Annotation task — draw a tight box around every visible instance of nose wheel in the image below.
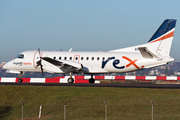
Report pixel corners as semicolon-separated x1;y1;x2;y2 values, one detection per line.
18;71;23;83
18;78;23;83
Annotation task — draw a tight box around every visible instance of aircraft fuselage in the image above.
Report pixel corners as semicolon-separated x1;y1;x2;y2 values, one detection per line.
3;51;173;74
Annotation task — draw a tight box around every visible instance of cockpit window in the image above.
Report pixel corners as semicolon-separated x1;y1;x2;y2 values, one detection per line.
15;54;24;59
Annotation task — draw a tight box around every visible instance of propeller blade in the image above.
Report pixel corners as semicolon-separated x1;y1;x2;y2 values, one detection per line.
40;64;44;77
36;48;44;77
36;60;41;68
38;48;41;57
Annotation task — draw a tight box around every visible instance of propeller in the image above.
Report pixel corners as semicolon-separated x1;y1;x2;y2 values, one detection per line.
36;48;44;77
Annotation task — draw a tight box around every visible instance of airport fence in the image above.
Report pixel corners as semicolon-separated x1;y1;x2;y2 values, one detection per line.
1;97;180;120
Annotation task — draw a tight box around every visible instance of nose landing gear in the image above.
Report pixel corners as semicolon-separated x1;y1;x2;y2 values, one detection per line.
18;71;23;83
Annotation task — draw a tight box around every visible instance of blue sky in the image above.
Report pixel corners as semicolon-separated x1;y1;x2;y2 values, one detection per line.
1;0;180;63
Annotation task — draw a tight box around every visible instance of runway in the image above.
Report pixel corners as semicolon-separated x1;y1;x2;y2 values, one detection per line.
1;82;180;88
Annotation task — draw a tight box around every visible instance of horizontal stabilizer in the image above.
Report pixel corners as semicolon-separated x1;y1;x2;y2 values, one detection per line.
138;47;160;59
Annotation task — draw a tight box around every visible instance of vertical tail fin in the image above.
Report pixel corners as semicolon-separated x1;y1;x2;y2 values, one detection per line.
109;19;177;55
148;19;177;56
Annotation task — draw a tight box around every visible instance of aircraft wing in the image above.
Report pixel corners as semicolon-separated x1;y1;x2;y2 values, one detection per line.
41;57;83;70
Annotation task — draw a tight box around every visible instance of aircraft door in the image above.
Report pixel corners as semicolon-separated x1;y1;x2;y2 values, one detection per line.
73;55;80;63
33;52;43;68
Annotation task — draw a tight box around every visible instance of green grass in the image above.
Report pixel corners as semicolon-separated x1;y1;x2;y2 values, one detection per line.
0;85;180;120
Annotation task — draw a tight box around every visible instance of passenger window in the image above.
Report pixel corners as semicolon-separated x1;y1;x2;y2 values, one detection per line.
70;57;72;60
54;57;56;59
97;57;99;60
92;57;94;60
76;57;78;60
86;57;89;60
81;57;83;60
102;57;105;61
59;57;61;60
64;57;67;60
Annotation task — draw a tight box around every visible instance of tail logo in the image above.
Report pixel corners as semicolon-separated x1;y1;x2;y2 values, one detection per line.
149;31;174;43
148;19;176;43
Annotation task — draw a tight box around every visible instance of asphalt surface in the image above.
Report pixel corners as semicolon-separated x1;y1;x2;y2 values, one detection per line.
1;82;180;88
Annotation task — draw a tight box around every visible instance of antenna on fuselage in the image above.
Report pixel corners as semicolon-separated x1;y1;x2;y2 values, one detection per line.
69;48;72;52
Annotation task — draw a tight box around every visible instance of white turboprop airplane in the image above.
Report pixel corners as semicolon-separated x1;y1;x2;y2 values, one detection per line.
3;19;177;83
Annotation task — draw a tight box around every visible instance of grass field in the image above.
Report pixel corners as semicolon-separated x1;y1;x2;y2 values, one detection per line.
0;85;180;120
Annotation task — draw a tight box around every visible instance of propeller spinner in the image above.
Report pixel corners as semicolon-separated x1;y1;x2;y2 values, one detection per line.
36;48;44;77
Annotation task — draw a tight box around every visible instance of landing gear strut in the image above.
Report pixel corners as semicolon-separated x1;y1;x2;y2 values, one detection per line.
67;72;74;83
18;71;23;83
89;74;95;83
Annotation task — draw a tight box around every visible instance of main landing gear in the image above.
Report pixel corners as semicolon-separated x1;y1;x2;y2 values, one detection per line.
67;73;95;83
89;74;95;83
18;71;23;83
67;72;74;83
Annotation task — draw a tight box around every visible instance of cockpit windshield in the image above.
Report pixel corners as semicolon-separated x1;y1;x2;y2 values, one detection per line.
15;54;24;59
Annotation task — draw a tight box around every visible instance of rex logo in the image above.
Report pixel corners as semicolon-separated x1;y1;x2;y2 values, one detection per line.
122;56;139;69
102;56;140;69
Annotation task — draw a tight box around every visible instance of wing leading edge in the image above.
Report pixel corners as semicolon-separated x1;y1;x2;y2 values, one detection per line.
40;57;83;71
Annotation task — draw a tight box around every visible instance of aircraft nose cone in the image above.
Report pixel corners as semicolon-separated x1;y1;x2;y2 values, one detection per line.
2;62;7;69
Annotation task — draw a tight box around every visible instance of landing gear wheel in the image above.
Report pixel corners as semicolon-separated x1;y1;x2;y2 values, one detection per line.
67;78;74;83
18;71;23;83
18;78;23;83
89;78;95;83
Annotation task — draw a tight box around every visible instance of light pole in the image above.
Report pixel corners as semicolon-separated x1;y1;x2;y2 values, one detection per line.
20;100;25;120
103;99;108;120
39;106;42;118
150;99;154;120
63;99;68;120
